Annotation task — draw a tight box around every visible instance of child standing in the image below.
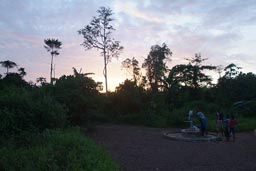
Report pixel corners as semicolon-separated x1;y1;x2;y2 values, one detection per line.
229;115;238;142
223;114;231;141
216;111;224;137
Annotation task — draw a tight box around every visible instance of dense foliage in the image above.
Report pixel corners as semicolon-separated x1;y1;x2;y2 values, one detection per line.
0;65;118;170
142;43;172;92
0;86;67;137
0;129;119;171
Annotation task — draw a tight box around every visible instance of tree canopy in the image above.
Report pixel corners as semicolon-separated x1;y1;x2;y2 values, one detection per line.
0;60;17;74
142;43;172;92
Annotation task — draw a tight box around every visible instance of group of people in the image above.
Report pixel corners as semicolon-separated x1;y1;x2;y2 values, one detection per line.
188;109;238;141
216;112;238;142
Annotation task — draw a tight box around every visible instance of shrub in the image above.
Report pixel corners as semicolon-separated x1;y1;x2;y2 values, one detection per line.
107;81;147;115
0;128;119;171
231;100;256;117
52;73;100;126
168;109;187;127
235;117;256;131
0;87;67;137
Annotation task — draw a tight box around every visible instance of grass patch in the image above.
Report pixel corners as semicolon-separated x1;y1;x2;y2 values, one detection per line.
0;128;119;171
236;117;256;131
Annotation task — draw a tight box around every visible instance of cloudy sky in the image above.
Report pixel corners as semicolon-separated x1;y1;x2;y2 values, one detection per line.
1;0;256;91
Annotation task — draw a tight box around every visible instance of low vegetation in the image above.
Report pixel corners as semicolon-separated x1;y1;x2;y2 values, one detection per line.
0;128;119;171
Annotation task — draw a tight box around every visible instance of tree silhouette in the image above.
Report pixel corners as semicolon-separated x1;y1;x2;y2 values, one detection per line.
224;63;242;79
78;7;123;93
184;53;216;89
36;77;46;85
167;64;192;88
142;43;172;92
122;57;141;85
44;38;62;84
0;60;17;74
167;53;216;100
18;67;26;78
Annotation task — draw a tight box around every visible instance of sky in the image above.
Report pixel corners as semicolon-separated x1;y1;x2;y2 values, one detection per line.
0;0;256;91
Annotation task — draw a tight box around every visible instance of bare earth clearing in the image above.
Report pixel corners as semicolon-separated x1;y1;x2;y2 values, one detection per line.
88;124;256;171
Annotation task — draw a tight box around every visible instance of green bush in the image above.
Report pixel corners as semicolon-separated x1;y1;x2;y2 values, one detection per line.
52;73;100;126
230;100;256;117
0;128;119;171
107;82;147;115
236;117;256;131
0;87;67;137
182;101;220;114
168;109;188;127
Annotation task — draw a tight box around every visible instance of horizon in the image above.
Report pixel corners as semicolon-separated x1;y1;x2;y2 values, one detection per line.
1;0;256;91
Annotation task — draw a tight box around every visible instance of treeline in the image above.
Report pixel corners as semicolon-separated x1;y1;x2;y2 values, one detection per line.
110;51;256;128
1;46;256;130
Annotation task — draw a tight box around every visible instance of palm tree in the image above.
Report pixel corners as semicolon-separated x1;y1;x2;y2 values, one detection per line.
0;60;17;74
44;38;62;84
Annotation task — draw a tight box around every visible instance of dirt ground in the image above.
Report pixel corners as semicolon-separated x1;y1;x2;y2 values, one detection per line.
88;124;256;171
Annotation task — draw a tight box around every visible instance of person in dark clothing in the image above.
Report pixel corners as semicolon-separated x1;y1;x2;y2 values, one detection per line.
224;114;231;141
229;115;238;142
196;109;207;136
216;111;224;137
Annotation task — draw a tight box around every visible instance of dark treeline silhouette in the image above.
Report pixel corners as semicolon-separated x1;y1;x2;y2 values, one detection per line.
1;49;255;129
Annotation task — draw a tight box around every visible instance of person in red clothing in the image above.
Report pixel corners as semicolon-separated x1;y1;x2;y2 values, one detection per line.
229;115;238;142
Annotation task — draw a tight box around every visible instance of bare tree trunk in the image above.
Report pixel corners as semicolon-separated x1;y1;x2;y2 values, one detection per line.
103;50;108;94
50;53;53;84
103;24;108;94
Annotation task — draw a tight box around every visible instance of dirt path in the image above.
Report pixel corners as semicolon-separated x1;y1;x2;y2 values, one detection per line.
88;124;256;171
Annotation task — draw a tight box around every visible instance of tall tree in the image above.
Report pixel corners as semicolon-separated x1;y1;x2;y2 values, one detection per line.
142;43;172;92
0;60;17;74
78;7;123;93
224;63;242;79
167;64;192;88
167;53;216;101
44;38;62;84
122;57;141;85
184;53;216;89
